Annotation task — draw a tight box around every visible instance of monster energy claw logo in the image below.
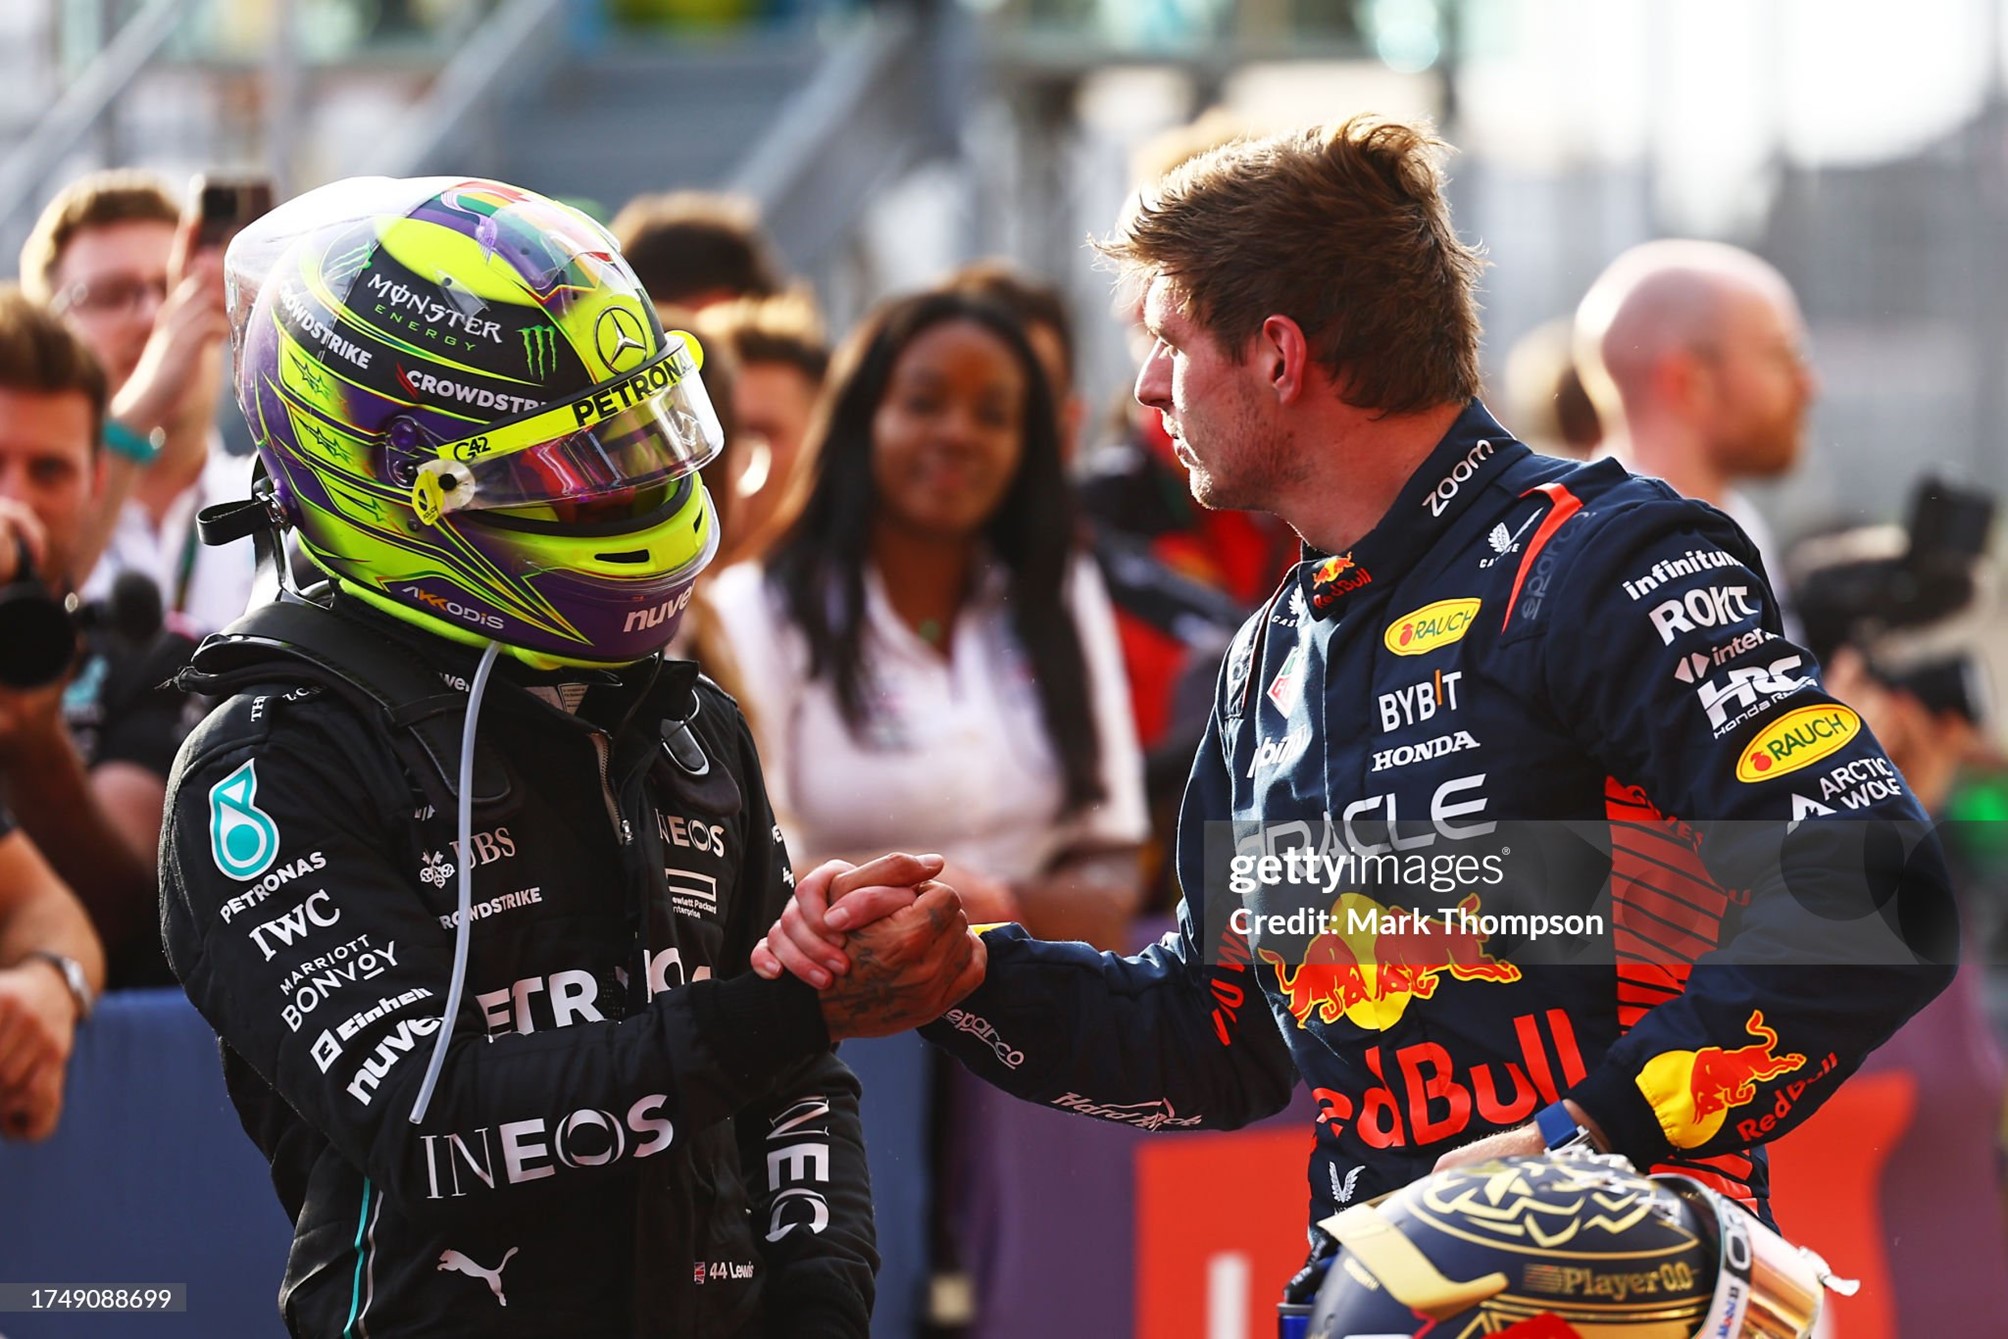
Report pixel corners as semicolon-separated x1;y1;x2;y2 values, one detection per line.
324;243;373;287
522;324;559;379
210;760;281;881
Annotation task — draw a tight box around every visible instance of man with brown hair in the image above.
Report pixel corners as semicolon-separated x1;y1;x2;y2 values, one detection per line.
20;169;243;634
757;116;1952;1306
0;292;110;1141
0;284;196;989
610;190;785;312
1077;112;1301;761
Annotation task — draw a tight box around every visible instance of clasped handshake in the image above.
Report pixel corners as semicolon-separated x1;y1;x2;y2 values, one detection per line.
751;852;987;1041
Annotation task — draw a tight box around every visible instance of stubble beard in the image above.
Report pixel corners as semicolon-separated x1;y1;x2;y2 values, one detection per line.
1185;420;1303;515
1718;411;1804;481
1185;456;1231;510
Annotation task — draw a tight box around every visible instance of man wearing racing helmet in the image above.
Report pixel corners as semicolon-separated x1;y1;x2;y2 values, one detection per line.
158;177;982;1337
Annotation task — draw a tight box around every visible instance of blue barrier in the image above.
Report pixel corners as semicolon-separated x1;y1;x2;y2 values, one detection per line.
0;979;1341;1339
844;1032;932;1339
0;989;291;1339
0;991;939;1339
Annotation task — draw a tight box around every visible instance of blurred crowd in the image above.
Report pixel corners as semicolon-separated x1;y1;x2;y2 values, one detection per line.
2;106;2007;1332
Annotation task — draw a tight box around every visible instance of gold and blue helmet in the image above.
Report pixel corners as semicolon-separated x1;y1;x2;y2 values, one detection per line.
1308;1154;1850;1338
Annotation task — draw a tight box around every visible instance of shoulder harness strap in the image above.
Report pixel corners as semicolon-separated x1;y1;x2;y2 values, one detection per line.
179;595;509;810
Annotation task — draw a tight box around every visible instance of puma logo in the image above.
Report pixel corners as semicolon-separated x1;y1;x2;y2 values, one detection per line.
438;1247;519;1306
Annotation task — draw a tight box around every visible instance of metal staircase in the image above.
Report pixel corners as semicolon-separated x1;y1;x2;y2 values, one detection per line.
0;0;957;294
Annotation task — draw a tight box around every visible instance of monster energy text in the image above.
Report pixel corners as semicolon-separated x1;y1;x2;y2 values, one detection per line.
364;272;503;345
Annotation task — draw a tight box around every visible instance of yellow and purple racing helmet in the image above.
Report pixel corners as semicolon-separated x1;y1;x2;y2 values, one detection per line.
226;176;723;668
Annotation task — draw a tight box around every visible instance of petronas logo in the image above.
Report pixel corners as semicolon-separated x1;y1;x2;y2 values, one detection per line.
522;324;559;379
210;760;280;881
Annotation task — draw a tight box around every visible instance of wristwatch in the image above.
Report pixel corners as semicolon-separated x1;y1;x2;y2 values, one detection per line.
1535;1100;1597;1153
23;950;94;1024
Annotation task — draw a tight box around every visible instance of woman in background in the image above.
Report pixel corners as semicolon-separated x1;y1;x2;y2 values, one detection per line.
710;287;1150;1335
709;288;1146;950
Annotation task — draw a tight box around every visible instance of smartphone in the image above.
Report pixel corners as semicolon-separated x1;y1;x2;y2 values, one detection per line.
191;174;275;251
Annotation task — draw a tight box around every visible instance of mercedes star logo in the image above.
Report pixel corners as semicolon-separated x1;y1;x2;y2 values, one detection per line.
595;306;649;372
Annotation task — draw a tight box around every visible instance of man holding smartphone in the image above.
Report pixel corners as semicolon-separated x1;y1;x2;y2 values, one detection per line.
20;168;250;634
9;170;246;988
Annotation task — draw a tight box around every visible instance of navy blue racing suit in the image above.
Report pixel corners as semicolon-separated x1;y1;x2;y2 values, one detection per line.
920;401;1954;1238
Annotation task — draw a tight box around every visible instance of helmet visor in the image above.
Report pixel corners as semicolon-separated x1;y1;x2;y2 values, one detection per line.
413;339;722;525
1668;1177;1847;1339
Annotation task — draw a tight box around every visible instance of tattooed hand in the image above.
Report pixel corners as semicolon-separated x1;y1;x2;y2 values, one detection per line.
754;852;941;987
817;880;987;1040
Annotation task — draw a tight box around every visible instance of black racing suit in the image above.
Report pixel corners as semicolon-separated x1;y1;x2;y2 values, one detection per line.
160;597;874;1337
921;401;1955;1242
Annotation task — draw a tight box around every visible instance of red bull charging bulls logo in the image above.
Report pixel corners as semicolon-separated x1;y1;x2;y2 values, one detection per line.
1310;552;1372;608
1635;1010;1805;1149
1259;893;1521;1033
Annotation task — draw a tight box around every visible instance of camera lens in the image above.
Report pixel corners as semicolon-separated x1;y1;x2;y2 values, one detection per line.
0;584;74;687
0;543;77;687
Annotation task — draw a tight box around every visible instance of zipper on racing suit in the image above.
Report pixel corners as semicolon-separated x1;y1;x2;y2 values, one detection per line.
591;731;634;846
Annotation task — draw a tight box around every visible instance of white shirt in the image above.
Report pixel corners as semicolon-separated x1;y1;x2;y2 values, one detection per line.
1724;489;1804;644
708;553;1150;883
82;443;258;637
